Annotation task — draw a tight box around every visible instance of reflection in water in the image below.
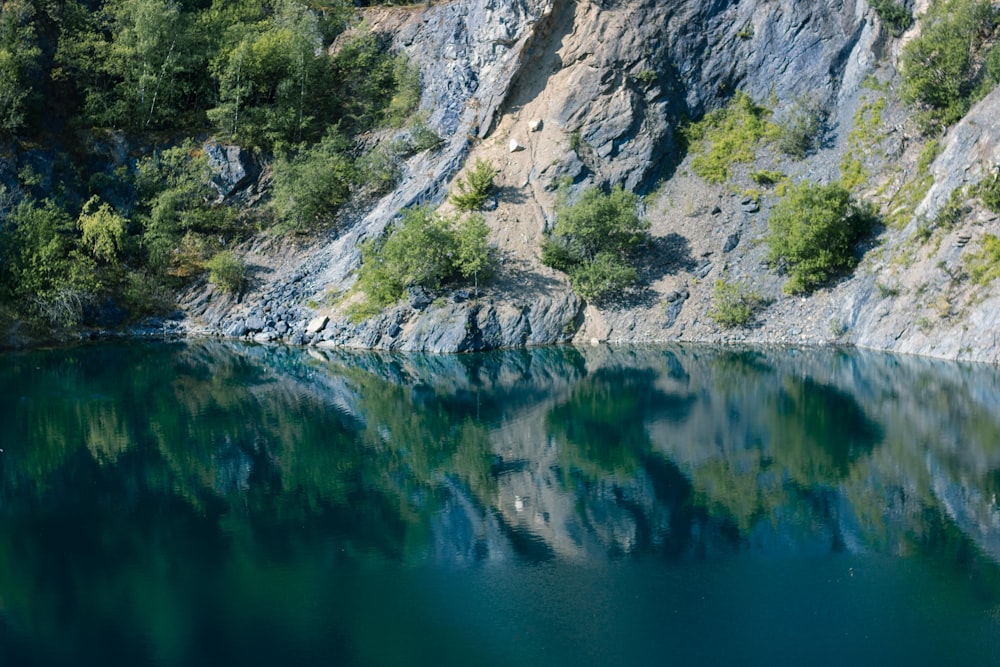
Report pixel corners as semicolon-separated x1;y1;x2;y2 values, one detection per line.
2;341;1000;665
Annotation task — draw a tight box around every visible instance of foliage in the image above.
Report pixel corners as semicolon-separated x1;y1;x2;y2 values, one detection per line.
751;170;785;186
134;141;236;273
840;96;887;192
886;139;940;228
205;250;246;293
708;279;765;328
352;206;495;315
774;96;823;159
449;158;498;211
766;182;875;294
682;91;778;183
964;233;1000;286
272;130;356;231
78;196;128;264
2;199;98;325
870;0;913;36
900;0;1000;131
540;184;650;301
0;0;41;133
975;168;1000;213
454;214;494;292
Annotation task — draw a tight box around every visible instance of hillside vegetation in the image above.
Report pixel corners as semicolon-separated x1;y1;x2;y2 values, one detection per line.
0;0;424;331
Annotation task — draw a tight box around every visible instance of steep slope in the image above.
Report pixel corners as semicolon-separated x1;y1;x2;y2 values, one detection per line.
184;0;1000;364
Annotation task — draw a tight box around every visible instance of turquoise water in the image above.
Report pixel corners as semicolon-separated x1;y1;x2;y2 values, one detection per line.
2;341;1000;666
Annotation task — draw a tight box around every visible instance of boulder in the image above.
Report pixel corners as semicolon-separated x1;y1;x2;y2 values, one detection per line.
204;140;256;199
306;315;329;333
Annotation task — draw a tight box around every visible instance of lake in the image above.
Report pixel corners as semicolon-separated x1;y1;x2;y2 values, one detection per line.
2;340;1000;666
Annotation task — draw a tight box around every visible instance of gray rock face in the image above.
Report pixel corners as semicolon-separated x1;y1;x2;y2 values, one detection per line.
204;140;256;199
171;0;1000;364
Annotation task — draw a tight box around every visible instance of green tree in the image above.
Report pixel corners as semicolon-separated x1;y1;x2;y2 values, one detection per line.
208;0;332;149
78;196;128;264
0;0;40;133
449;158;497;211
454;214;493;293
540;184;650;301
766;182;874;294
271;129;356;231
900;0;1000;130
353;206;495;316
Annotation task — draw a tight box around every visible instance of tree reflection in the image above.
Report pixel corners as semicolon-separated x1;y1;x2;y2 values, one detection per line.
2;341;1000;663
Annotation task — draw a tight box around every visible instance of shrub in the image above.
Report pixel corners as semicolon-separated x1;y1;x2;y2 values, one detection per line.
870;0;913;36
964;233;1000;285
708;279;765;328
205;251;246;294
900;0;1000;131
352;206;495;314
272;131;356;232
682;91;778;183
449;158;498;211
774;97;823;159
766;182;875;294
976;169;1000;213
540;184;650;301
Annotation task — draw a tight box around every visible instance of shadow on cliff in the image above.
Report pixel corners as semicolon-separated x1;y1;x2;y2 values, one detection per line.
597;232;698;308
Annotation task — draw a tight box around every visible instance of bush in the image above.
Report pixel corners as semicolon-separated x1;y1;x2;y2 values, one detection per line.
976;169;1000;213
900;0;1000;131
352;206;495;314
205;251;246;294
870;0;913;36
774;97;823;159
682;91;777;183
449;158;498;211
272;131;356;231
964;233;1000;285
540;184;650;301
766;182;875;294
708;279;765;328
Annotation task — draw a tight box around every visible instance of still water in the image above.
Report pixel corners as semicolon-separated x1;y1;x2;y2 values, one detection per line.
2;341;1000;666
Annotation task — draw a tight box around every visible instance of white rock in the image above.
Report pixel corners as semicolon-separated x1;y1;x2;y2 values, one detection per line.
509;138;525;152
306;315;329;334
528;119;543;132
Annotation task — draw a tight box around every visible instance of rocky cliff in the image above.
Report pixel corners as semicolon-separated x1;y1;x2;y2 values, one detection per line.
179;0;1000;364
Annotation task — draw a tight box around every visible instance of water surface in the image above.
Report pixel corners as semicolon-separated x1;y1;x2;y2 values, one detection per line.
2;341;1000;665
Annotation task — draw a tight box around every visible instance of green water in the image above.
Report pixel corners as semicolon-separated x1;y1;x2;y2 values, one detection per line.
2;341;1000;666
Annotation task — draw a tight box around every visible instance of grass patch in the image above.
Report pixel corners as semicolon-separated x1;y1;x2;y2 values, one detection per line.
964;233;1000;285
682;91;778;184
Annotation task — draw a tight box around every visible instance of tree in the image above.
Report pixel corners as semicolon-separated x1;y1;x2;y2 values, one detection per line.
352;206;495;316
454;214;493;293
766;182;874;294
540;184;650;301
271;130;356;231
0;0;41;133
449;158;497;211
78;196;128;264
208;0;332;149
900;0;1000;130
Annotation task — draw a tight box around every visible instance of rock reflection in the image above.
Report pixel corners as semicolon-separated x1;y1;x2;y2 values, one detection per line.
1;341;999;570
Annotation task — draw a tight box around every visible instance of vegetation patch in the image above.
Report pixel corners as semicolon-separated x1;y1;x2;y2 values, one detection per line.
351;206;494;319
964;234;1000;286
767;182;876;294
682;91;778;184
900;0;1000;132
205;251;247;294
0;1;427;327
449;159;498;212
870;0;913;36
840;96;887;192
708;279;766;328
540;184;650;302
